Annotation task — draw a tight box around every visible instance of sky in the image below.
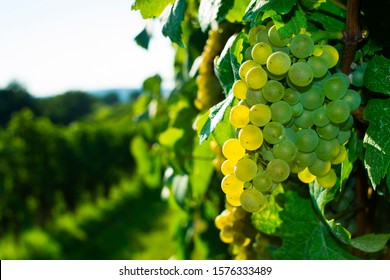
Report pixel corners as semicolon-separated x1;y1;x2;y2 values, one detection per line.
0;0;175;97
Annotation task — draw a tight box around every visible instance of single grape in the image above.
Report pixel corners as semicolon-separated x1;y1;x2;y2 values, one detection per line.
263;122;286;144
272;139;298;162
288;62;314;87
246;66;268;89
298;167;316;183
248;24;266;45
317;168;337;188
262;80;285;102
266;51;291;75
222;138;245;160
337;130;351;145
239;60;259;80
244;45;254;61
219;225;235;243
351;64;366;87
232;79;248;100
290;34;314;58
268;25;291;47
226;193;242;207
221;174;244;195
316;122;340;139
239;124;264;151
315;139;341;161
326;99;350;124
308;159;331;177
307;56;328;78
229;105;250;128
235;158;258;182
317;45;339;69
253;171;273;192
249;103;271;127
342;89;361;112
311;107;330;127
300;85;325;110
266;158;290;182
246;88;267;106
256;27;271;45
291;102;304;118
221;159;238;175
296;128;319;152
331;145;347;164
270;101;293;124
283;88;300;105
251;42;273;65
324;75;348;100
339;115;354;130
294;110;313;129
240;188;268;213
285;127;298;143
295;151;317;167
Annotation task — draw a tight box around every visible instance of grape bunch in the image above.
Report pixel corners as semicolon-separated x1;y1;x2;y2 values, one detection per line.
219;23;361;213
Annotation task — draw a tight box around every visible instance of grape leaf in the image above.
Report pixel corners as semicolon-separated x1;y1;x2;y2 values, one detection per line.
198;93;235;144
211;102;236;147
198;0;234;32
363;55;390;95
225;0;252;23
307;0;346;32
161;0;186;46
172;173;190;208
363;98;390;189
273;186;357;259
132;0;174;19
134;26;151;49
244;0;297;25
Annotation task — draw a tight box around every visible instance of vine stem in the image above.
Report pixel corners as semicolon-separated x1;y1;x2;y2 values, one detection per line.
340;0;363;74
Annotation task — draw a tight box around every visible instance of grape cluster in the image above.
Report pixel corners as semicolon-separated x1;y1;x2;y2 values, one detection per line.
220;23;361;213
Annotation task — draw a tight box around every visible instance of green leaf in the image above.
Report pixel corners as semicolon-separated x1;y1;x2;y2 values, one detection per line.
172;173;189;208
244;0;297;25
158;127;185;148
161;0;186;46
350;234;390;253
132;0;174;19
225;0;252;23
307;0;346;32
198;0;235;32
363;55;390;95
277;5;307;39
198;93;235;144
251;187;283;235
134;26;152;49
211;102;236;146
273;187;356;260
363;98;390;189
273;186;357;259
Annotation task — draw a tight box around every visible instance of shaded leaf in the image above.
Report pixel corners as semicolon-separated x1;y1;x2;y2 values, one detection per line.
172;174;189;208
198;0;235;32
134;26;152;49
363;55;390;95
161;0;186;46
350;234;390;253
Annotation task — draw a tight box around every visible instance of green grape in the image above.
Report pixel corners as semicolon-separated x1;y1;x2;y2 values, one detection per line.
244;45;254;61
291;102;304;117
246;66;268;89
351;63;366;87
307;56;328;78
266;158;290;182
342;89;361;111
221;159;237;175
326;99;350;124
317;168;337;188
239;59;259;80
323;76;348;100
295;151;317;167
263;122;285;144
300;85;325;110
296;128;319;152
285;127;298;143
235;158;258;182
294;110;313;128
308;159;331;177
283;88;300;105
272;139;298;162
256;27;271;45
239;124;264;151
331;144;347;164
246;88;267;106
229;105;250;128
333;72;350;85
253;171;273;192
337;130;351;145
251;42;273;65
339;115;354;130
240;188;268;213
268;25;291;47
266;51;291;75
232;79;248;100
266;70;287;81
221;174;244;195
288;62;314;87
316;45;339;69
248;24;266;45
261;145;275;161
289;160;305;173
290;34;314;58
316;122;340;140
298;167;316;183
262;80;285;102
249;103;271;127
311;107;329;127
315;139;341;161
222;138;245;160
270;101;293;124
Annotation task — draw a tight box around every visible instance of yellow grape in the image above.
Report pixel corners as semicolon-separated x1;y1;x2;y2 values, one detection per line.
249;103;271;127
222;138;245;160
239;124;264;151
221;174;244;195
232;79;248;100
221;159;238;175
229;105;250;128
298;167;316;183
245;66;268;89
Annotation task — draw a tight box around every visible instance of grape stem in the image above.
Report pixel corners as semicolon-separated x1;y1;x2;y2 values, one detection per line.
340;0;363;74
